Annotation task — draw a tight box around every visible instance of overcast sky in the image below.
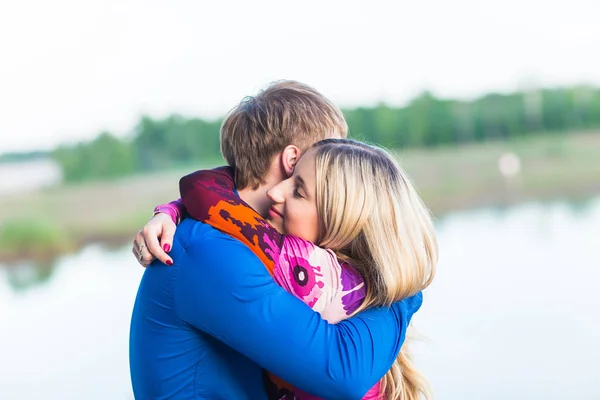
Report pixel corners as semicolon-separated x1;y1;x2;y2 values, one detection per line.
1;0;599;153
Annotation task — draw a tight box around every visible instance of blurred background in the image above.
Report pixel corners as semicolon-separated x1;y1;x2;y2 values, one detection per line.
1;0;599;399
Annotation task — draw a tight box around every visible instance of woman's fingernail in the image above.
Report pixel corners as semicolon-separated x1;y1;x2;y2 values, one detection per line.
164;244;171;252
166;260;173;266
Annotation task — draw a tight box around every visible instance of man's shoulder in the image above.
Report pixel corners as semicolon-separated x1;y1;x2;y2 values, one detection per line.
170;218;268;293
174;218;256;256
175;218;229;243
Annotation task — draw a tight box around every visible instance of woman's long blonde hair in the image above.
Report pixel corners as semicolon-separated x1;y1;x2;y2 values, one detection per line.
313;139;438;400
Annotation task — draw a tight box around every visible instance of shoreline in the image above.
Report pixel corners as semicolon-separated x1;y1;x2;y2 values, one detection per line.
3;186;599;267
2;131;599;265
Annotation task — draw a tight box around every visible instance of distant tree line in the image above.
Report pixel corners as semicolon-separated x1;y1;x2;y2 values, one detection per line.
52;86;600;182
53;116;222;182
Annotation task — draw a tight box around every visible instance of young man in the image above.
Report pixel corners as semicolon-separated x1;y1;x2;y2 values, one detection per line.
129;81;422;399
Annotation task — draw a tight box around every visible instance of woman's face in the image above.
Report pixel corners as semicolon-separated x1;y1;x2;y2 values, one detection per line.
266;148;320;243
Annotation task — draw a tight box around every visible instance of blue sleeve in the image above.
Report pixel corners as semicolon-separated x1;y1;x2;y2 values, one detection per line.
174;234;422;400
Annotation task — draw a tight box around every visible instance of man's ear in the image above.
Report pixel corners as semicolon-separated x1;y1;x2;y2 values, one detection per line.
280;145;301;177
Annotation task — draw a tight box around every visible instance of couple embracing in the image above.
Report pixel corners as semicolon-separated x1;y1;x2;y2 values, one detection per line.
129;81;438;399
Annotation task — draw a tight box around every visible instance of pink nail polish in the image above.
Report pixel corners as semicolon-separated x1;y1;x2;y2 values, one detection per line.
166;260;173;266
164;244;171;252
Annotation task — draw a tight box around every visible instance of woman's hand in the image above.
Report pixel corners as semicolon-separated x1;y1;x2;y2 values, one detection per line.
132;213;176;267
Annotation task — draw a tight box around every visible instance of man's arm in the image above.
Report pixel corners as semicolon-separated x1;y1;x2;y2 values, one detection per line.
175;231;422;400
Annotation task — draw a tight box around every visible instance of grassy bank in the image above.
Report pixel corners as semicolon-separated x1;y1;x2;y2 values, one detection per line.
395;130;600;214
0;167;193;264
1;131;599;264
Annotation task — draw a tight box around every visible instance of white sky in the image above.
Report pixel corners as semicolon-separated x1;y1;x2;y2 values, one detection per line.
1;0;599;153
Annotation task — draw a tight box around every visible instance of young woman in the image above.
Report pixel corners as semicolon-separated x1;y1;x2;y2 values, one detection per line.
152;139;438;399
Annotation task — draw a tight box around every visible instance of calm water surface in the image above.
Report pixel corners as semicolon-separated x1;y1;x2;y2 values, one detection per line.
1;197;599;399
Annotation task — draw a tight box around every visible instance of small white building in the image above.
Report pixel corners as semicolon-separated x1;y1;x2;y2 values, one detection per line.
0;159;62;196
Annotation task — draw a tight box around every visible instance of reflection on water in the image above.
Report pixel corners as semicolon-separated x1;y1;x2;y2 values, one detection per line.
4;261;56;290
1;197;599;399
0;246;142;400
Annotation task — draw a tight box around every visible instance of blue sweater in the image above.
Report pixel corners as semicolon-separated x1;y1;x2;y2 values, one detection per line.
130;218;422;399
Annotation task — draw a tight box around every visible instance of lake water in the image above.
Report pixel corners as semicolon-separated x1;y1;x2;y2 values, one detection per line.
0;159;62;196
1;197;599;399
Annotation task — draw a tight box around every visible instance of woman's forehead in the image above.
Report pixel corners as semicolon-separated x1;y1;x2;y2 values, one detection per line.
295;148;316;174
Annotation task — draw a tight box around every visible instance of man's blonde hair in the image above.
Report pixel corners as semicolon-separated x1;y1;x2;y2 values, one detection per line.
313;139;438;400
220;80;348;190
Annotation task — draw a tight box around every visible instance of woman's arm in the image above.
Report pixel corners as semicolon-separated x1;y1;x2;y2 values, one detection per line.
153;199;184;225
179;167;284;274
134;168;261;267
